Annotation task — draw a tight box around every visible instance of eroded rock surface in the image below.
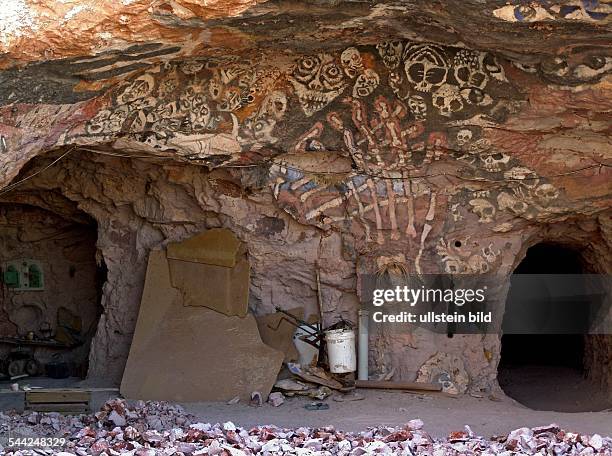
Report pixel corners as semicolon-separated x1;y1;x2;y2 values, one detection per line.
0;1;610;395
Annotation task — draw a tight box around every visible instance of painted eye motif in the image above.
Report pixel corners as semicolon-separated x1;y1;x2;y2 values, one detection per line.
294;56;321;82
322;63;344;89
300;57;317;71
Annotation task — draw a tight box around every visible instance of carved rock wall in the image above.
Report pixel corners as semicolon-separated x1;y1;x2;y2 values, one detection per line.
0;0;610;395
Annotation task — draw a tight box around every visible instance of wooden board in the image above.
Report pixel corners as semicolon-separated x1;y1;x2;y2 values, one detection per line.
355;380;442;392
26;391;90;403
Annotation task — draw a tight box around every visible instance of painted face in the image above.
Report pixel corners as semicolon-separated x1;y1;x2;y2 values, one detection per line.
340;47;364;78
376;41;404;69
288;53;347;117
352;69;380;98
404;44;449;93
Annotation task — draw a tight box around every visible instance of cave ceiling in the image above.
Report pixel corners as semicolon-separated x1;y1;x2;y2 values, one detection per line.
0;0;610;263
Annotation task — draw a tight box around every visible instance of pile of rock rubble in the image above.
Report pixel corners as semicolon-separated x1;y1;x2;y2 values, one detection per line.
1;399;610;455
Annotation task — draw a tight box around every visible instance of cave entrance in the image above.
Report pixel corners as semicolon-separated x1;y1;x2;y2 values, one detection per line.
498;243;611;412
0;203;105;386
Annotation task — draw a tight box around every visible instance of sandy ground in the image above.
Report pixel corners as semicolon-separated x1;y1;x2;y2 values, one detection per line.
499;365;612;413
2;376;611;440
182;389;612;438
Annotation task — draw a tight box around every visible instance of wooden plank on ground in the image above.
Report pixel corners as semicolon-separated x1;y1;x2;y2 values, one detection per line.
355;380;442;392
26;391;90;403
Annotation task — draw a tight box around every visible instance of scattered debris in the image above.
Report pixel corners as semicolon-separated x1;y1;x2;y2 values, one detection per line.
287;362;343;390
250;391;263;407
274;378;311;392
268;392;285;407
227;396;241;405
304;401;330;411
307;386;332;400
0;399;611;455
274;378;332;400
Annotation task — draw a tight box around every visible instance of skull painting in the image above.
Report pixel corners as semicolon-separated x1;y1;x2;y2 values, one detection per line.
404;44;449;92
259;91;288;120
289;53;348;117
408;95;427;120
432;83;463;116
146;101;180;124
480;152;510;172
456;129;473;148
251;118;279;144
534;183;559;206
352;69;380;98
497;192;528;214
117;74;155;105
189;103;212;132
469;198;496;223
340;47;364;79
180;85;208;111
86;107;129;135
376;41;404;69
453;50;488;89
208;75;244;112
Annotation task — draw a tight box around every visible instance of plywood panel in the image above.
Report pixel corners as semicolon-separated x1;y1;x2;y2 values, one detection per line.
166;228;242;267
120;250;283;402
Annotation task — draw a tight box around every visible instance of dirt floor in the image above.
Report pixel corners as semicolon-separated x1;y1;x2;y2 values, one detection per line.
2;377;611;440
181;389;612;439
498;365;612;413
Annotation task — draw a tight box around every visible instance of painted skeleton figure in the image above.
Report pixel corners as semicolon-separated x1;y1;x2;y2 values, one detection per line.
270;42;525;268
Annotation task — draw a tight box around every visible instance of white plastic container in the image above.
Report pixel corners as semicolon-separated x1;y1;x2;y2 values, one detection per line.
325;328;356;373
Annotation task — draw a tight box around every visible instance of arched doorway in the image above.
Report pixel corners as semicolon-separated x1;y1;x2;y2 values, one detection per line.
498;243;611;412
0;202;105;383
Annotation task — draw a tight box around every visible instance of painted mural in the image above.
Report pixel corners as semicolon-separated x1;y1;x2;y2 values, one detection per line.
0;41;568;273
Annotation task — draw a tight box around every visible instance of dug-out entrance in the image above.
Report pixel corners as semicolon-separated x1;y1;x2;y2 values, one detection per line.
0;203;105;384
498;243;611;412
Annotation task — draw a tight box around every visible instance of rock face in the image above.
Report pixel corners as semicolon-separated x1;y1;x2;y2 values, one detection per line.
0;1;610;396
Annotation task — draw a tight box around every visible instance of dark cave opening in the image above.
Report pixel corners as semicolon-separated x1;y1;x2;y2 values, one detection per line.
498;243;610;412
0;202;105;383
